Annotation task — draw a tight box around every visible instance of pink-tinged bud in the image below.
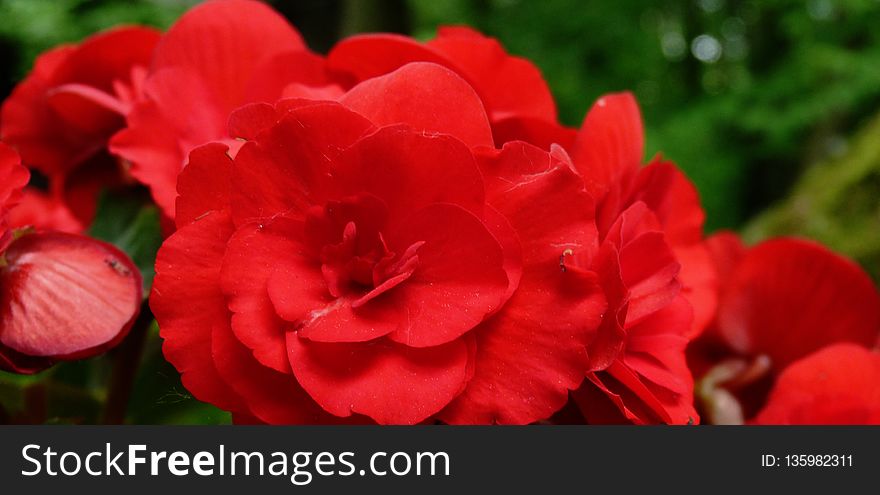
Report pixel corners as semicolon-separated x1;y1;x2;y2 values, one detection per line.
0;232;142;373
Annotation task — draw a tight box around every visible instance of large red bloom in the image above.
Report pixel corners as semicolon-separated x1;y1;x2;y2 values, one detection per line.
0;143;142;373
110;0;337;219
693;235;880;424
566;93;711;424
0;26;161;225
152;62;605;424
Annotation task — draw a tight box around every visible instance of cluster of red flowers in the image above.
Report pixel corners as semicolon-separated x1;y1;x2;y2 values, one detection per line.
1;0;878;424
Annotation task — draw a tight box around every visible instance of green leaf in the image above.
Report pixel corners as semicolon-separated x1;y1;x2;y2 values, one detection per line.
88;191;163;294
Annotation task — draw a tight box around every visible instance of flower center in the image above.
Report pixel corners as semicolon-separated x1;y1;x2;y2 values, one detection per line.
306;193;424;307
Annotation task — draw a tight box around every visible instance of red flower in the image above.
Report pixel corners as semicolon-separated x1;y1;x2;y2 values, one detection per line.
0;26;161;225
753;344;880;425
151;62;605;424
566;93;713;424
0;143;143;373
717;238;879;366
110;0;337;219
327;26;575;150
693;235;880;424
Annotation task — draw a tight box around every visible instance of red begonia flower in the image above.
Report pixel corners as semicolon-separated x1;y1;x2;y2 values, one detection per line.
152;62;605;424
0;143;142;374
110;0;336;218
753;344;880;425
693;235;880;424
0;26;160;225
327;26;575;149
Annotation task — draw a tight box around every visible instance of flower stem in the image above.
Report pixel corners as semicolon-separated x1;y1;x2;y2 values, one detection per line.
102;303;153;424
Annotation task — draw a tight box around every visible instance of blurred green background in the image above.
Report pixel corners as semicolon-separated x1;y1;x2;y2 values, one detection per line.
1;0;879;424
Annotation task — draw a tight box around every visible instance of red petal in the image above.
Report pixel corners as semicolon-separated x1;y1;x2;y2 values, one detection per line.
230;103;374;225
705;230;746;282
220;219;298;373
226;102;277;141
56;153;128;226
175;143;233;228
428;26;557;122
50;27;158;99
440;143;605;424
674;242;717;337
111;68;227;217
607;202;680;325
0;232;141;359
482;206;524;311
629;159;705;245
329;29;558;126
587;203;681;370
753;344;880;425
287;334;472;424
212;317;365;424
0;342;53;374
0;143;29;230
151;211;245;412
332;126;486;229
8;188;83;234
151;0;305;114
717;238;880;370
327;33;450;83
339;62;493;148
491;116;577;150
620;295;698;424
245;50;336;104
574;366;671;425
1;27;159;177
264;216;401;343
570;92;644;200
586;241;627;371
271;280;400;343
